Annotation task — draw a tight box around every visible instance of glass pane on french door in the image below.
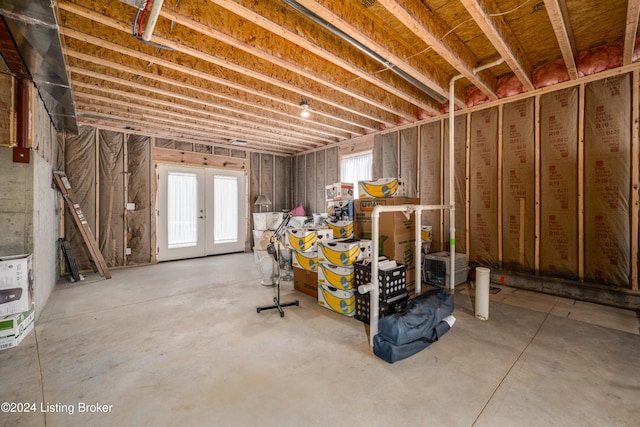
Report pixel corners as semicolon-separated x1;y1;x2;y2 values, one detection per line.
206;169;246;255
213;175;238;244
167;172;199;248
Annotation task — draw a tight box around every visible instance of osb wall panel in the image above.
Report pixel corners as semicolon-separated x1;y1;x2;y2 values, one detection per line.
127;134;152;264
584;75;631;287
502;98;535;272
98;130;125;267
443;115;467;254
400;127;418;198
540;87;579;278
469;108;499;266
64;126;97;270
420;121;443;252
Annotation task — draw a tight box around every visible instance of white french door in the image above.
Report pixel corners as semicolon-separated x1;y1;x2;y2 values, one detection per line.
157;164;246;261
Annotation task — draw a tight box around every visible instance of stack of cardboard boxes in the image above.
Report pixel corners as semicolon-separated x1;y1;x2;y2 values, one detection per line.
0;254;34;351
289;227;333;298
354;178;419;296
316;238;372;316
324;182;355;239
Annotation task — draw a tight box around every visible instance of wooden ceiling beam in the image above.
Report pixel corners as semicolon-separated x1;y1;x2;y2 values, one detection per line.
65;49;349;141
73;89;326;149
459;0;535;91
376;0;498;101
69;75;326;149
75;101;310;154
162;3;440;118
58;1;401;127
58;25;377;134
543;0;578;79
78;114;298;156
624;0;640;65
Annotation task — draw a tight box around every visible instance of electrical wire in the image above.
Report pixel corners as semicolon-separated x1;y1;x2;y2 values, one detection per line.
131;0;174;51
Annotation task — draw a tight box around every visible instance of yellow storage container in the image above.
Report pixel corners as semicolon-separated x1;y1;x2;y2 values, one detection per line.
286;228;333;252
325;220;354;239
317;239;372;266
358;178;406;198
317;284;355;316
292;250;318;272
317;263;354;290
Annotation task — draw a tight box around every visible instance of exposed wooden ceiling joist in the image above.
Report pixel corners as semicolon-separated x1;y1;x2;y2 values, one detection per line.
543;0;578;79
459;0;535;90
624;0;640;65
0;0;628;155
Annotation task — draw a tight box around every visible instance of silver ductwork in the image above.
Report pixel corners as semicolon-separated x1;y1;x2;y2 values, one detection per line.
0;0;77;133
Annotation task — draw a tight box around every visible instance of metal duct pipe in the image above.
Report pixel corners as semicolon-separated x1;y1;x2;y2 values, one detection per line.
282;0;448;104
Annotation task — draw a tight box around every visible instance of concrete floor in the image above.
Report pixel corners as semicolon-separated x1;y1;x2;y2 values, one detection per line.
1;252;639;427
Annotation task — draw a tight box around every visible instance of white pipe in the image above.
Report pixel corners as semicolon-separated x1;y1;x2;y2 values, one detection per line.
448;75;463;293
474;58;505;73
446;57;504;293
475;267;491;320
142;0;165;41
364;204;453;348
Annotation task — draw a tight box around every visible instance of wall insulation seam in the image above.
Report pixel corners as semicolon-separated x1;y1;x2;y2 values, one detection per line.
497;104;504;266
632;70;639;291
534;94;541;272
578;83;585;280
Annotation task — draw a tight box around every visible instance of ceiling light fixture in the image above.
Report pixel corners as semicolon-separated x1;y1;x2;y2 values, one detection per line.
300;99;310;118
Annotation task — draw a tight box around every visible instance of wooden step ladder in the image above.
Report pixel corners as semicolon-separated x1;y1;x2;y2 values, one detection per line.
53;171;111;279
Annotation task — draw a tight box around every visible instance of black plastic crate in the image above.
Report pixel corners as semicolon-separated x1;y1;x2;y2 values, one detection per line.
354;261;407;300
354;291;409;324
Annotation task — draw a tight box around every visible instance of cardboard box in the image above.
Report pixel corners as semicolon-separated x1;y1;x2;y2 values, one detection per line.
358;178;407;198
317;263;354;290
0;254;32;316
325;220;354;239
325;182;354;201
317;239;372;266
293;267;318;298
317;284;355;316
0;303;35;351
292;250;318;272
285;228;333;252
354;197;419;237
326;199;354;222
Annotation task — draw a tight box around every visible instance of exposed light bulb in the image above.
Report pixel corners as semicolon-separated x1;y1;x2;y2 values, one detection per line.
300;100;310;118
